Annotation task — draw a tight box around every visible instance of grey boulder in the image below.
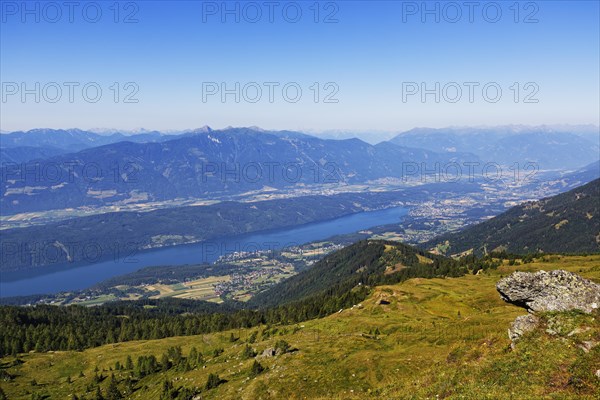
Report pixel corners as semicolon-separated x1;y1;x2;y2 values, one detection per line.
496;270;600;313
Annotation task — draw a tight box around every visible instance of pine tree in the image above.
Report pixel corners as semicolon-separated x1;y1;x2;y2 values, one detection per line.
160;353;171;371
241;345;256;359
205;373;221;390
249;360;265;377
106;374;122;400
160;379;175;400
189;347;200;367
95;386;105;400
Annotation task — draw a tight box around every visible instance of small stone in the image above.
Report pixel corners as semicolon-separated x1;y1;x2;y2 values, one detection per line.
509;314;540;343
579;341;598;353
567;327;590;336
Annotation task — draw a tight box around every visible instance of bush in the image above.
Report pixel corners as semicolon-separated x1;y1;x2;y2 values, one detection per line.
275;340;290;354
212;348;224;358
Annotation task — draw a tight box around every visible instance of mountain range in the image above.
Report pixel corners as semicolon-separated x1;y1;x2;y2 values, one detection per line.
0;128;478;214
388;126;600;169
1;126;598;216
0;128;172;152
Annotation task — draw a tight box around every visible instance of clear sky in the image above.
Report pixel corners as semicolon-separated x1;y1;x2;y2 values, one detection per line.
1;0;599;133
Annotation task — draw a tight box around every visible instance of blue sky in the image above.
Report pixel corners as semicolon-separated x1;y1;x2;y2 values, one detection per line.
1;0;599;133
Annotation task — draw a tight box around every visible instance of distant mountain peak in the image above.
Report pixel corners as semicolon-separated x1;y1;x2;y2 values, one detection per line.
187;126;213;134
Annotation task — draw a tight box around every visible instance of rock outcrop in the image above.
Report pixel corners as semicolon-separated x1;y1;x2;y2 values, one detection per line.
261;348;276;357
508;314;540;343
496;270;600;345
496;270;600;313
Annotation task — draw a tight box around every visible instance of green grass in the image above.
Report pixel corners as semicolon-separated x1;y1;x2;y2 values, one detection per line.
1;255;599;399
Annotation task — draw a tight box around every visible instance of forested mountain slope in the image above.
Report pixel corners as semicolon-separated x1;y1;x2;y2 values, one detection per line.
426;179;600;255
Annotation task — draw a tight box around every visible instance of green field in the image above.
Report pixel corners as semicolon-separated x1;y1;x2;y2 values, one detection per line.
146;276;231;302
1;255;599;399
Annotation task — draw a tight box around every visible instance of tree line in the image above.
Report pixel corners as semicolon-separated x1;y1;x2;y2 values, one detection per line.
0;241;469;357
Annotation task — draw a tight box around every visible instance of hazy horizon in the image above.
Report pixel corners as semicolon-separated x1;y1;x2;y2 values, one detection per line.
2;1;599;132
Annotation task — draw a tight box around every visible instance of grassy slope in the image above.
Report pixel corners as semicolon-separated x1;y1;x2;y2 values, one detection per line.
1;255;599;399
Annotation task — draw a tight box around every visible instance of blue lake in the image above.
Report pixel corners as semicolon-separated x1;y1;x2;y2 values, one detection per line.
0;206;407;297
